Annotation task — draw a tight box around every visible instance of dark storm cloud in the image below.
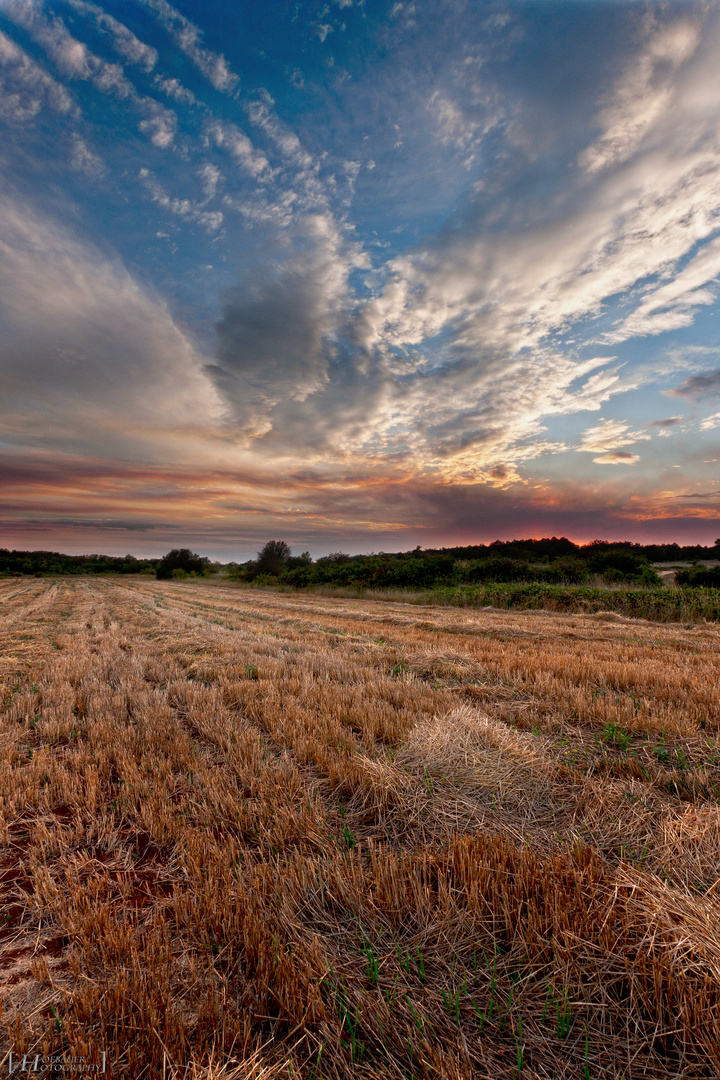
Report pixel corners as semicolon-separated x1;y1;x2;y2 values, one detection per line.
210;268;331;433
646;416;683;428
209;214;362;437
670;369;720;399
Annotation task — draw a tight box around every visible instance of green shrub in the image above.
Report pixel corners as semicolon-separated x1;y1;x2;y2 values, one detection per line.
675;565;720;588
156;549;210;580
585;548;659;584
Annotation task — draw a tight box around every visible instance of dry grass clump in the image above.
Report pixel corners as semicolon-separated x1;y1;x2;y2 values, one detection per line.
2;578;720;1077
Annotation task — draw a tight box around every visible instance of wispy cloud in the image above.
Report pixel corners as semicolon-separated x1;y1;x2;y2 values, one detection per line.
0;194;221;458
206;118;272;179
0;26;74;120
309;7;720;479
4;0;177;146
134;0;239;93
154;74;197;105
197;161;221;200
7;0;132;88
577;419;650;466
138;167;224;231
312;23;333;44
427;80;501;169
579;18;700;173
612;235;720;341
68;130;105;176
592;451;640;466
3;0;720;550
66;0;158;72
245;93;316;175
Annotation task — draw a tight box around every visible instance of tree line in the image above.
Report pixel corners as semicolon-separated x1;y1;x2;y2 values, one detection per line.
3;538;720;588
227;537;720;589
0;548;217;579
0;550;159;576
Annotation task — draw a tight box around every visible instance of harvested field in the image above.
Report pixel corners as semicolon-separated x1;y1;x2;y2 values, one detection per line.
2;577;720;1078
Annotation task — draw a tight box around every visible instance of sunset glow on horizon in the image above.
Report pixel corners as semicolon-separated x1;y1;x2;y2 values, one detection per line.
2;0;720;560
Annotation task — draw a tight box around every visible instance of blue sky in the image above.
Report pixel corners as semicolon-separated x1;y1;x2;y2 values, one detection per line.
1;0;720;559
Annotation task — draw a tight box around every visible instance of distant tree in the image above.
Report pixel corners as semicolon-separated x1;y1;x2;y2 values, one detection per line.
156;548;210;580
676;565;720;588
285;551;312;569
316;552;351;564
585;548;659;584
256;540;292;576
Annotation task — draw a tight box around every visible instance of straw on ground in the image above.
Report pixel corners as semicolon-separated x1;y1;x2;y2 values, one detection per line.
2;577;720;1078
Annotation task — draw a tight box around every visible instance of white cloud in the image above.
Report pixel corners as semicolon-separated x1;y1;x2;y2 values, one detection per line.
580;18;700;173
592;452;640;465
427;88;500;166
577;418;650;456
323;11;720;478
134;0;239;93
222;189;297;230
197;161;221;200
137;103;176;147
69;132;105;177
66;0;158;72
700;412;720;431
611;234;720;341
313;24;333;43
5;2;719;494
154;75;197;105
0;27;75;120
4;1;178;146
6;0;124;84
245;94;315;173
0;195;220;453
138;168;224;231
206;119;272;179
390;3;415;20
242;93;332;216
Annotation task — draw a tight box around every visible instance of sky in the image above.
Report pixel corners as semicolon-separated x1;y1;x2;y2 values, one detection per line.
2;0;720;560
